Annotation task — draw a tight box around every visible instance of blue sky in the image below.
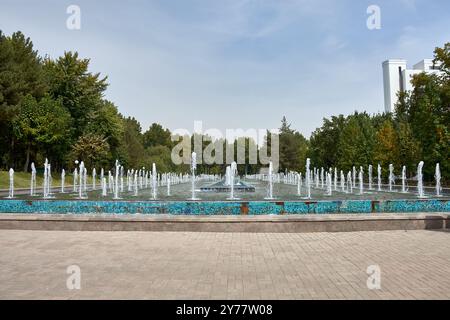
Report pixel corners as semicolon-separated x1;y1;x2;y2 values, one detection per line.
1;0;449;137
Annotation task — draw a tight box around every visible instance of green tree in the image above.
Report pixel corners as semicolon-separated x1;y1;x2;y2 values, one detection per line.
120;116;145;168
337;112;375;171
69;134;110;169
373;120;399;171
309;115;345;168
13;95;71;171
44;51;108;139
143;123;172;148
0;31;46;168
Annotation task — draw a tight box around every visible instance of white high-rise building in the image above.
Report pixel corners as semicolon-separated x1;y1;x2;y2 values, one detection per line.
382;59;441;113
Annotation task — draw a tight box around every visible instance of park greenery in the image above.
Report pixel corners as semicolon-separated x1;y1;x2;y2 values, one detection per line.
0;31;448;184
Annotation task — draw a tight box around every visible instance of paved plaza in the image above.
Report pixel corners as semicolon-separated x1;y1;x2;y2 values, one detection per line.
0;229;449;299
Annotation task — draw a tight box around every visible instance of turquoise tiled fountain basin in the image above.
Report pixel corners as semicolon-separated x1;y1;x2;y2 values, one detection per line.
0;199;449;215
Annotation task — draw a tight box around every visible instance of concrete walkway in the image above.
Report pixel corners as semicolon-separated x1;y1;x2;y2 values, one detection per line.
0;229;449;299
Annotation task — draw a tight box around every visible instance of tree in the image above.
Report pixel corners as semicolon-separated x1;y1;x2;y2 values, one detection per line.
277;117;309;172
143;123;172;148
396;121;422;173
84;100;124;161
309;115;346;168
69;134;110;169
44;51;108;139
337;112;375;171
373;120;399;172
13;95;71;171
0;31;46;168
120;116;145;168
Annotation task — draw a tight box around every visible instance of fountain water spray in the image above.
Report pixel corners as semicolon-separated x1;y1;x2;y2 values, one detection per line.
326;172;332;196
120;166;124;193
377;164;382;191
265;161;275;200
305;159;311;199
92;168;96;190
320;167;324;189
108;171;113;194
83;166;87;193
78;161;87;199
61;169;65;193
435;163;442;197
352;166;356;188
347;171;353;193
340;170;345;193
388;164;395;192
113;160;120;200
73;168;78;193
43;158;51;198
167;176;171;196
132;170;137;196
227;161;239;200
368;165;373;190
417;161;425;198
190;152;200;200
358;166;364;195
151;163;157;200
401;166;407;193
30;162;36;196
7;168;14;198
297;173;302;196
102;177;107;196
225;166;231;186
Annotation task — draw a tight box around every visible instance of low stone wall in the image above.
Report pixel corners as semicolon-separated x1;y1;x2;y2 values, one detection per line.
0;198;449;215
0;214;448;233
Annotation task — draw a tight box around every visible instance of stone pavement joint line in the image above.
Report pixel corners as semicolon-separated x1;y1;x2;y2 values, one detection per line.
0;229;449;299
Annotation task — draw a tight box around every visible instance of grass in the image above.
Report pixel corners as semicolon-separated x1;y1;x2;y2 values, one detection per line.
0;170;87;190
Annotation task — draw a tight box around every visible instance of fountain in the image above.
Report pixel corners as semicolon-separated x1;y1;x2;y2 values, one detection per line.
7;168;14;198
83;165;87;193
305;158;311;199
352;166;356;188
377;164;382;191
151;163;157;200
189;152;200;200
297;173;302;196
61;169;65;193
113;160;120;200
73;168;78;193
264;161;275;200
320;167;324;189
108;171;113;194
326;172;332;196
120;166;124;193
388;164;395;192
227;161;240;200
43;158;51;198
133;170;138;196
30;162;36;196
78;161;87;199
417;161;425;198
92;168;96;190
435;163;442;197
102;177;107;196
368;165;373;190
100;168;104;191
167;175;171;196
340;170;345;193
358;166;364;195
401;166;407;193
347;171;352;193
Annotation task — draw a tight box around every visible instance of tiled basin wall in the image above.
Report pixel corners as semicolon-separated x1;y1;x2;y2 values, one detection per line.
0;199;449;215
